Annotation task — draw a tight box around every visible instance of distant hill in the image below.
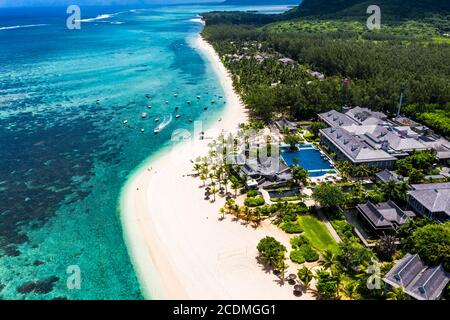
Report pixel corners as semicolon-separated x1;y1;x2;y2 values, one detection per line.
203;0;450;28
294;0;450;20
222;0;301;5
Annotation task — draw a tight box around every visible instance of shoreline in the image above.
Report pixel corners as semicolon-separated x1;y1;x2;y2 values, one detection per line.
119;34;248;299
120;34;308;299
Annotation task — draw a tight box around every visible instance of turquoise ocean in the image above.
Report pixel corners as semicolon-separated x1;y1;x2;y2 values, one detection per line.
0;4;290;299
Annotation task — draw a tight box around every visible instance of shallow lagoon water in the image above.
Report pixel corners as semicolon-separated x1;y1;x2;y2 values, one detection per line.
0;4;290;299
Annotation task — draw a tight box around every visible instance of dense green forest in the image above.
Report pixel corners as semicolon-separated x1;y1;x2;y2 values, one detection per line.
296;0;450;21
202;1;450;136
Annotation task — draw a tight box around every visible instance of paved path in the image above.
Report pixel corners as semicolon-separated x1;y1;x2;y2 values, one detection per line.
259;189;273;205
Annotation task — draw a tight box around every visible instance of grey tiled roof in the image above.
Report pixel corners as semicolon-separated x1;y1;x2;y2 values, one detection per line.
408;264;450;300
319;107;450;159
408;183;450;216
274;118;297;131
343;124;427;152
357;201;414;229
375;169;403;183
236;153;291;181
318;110;358;127
384;253;450;300
320;127;396;163
345;106;387;124
410;182;450;190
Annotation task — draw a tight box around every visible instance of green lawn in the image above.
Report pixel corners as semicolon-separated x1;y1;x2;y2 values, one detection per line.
297;215;338;253
432;37;450;44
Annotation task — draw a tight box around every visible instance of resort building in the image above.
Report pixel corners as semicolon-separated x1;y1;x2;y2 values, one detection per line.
356;201;415;233
320;126;397;169
274;118;298;132
232;153;293;188
318;107;450;168
384;253;450;300
407;183;450;221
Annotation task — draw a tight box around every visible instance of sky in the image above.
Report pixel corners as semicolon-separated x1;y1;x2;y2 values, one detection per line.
0;0;220;8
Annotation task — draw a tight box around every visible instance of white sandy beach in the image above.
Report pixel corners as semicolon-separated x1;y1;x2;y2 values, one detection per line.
120;35;314;300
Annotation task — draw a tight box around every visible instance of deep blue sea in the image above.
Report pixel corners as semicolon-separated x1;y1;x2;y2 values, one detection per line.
0;4;290;299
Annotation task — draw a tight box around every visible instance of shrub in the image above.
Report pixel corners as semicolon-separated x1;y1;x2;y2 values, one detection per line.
290;235;310;249
280;221;303;234
299;244;319;262
290;250;306;264
244;196;265;207
316;270;338;300
409;222;450;270
257;236;286;267
247;189;259;197
336;240;374;272
312;183;346;208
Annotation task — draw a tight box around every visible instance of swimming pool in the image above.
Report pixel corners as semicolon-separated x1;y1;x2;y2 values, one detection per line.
280;144;335;177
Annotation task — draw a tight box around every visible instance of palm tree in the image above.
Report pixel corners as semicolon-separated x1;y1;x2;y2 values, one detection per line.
233;203;240;221
240;206;250;223
353;165;371;181
276;260;289;285
219;207;225;220
336;160;351;178
231;181;239;198
222;175;229;194
254;208;262;227
381;180;398;200
319;250;337;270
297;266;314;290
193;163;202;176
200;174;207;187
386;287;408;300
351;182;366;204
200;166;209;180
334;271;343;299
210;182;218;202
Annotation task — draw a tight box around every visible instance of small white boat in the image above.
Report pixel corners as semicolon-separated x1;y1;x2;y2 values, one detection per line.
147;105;152;109
174;93;178;97
211;100;216;104
155;118;160;122
123;120;128;124
154;114;172;134
218;118;222;122
141;112;147;118
141;128;145;133
196;96;201;99
188;118;193;123
176;114;181;119
187;100;191;104
165;100;169;104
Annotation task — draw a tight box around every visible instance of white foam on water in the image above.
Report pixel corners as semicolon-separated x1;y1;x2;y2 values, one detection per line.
0;24;48;31
78;14;113;22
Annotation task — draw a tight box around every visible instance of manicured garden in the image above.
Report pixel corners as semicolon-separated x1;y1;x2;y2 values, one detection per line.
297;215;338;253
